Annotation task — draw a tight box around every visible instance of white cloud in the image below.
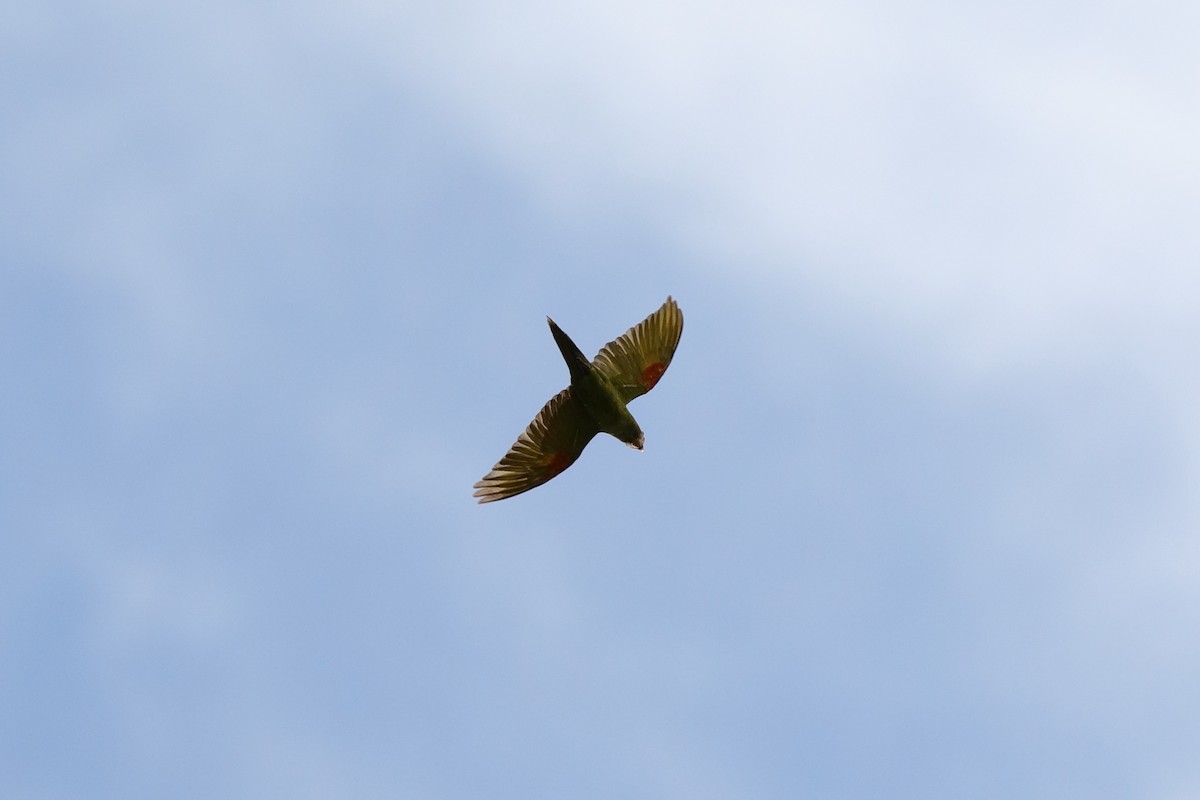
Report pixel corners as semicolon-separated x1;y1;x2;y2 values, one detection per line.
328;0;1200;372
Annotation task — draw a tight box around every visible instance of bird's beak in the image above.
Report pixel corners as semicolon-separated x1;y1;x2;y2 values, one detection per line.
627;434;645;451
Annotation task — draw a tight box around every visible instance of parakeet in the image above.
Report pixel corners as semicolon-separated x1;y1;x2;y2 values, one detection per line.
473;296;684;503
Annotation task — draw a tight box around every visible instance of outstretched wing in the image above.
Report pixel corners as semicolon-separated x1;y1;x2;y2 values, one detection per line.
473;388;599;503
593;296;684;403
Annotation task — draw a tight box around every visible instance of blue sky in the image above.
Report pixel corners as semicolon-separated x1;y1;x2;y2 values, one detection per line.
4;1;1199;797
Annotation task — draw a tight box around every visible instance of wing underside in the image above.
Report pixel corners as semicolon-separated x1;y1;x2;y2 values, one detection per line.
473;387;599;503
592;295;684;403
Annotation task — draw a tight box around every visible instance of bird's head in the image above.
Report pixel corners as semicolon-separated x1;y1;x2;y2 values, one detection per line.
626;432;645;451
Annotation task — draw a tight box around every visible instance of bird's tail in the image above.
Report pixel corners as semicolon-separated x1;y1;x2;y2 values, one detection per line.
547;317;592;383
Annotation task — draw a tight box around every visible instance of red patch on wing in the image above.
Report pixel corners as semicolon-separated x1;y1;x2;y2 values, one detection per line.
544;451;571;478
640;362;667;391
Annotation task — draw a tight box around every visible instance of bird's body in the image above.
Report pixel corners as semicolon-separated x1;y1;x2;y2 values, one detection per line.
547;316;645;449
473;296;683;503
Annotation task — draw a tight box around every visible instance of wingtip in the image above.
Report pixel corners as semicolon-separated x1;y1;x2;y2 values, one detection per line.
473;483;501;503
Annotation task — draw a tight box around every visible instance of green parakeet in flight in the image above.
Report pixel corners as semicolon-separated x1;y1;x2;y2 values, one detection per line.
474;296;684;503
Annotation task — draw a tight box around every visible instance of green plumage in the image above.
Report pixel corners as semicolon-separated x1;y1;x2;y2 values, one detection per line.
474;296;684;503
